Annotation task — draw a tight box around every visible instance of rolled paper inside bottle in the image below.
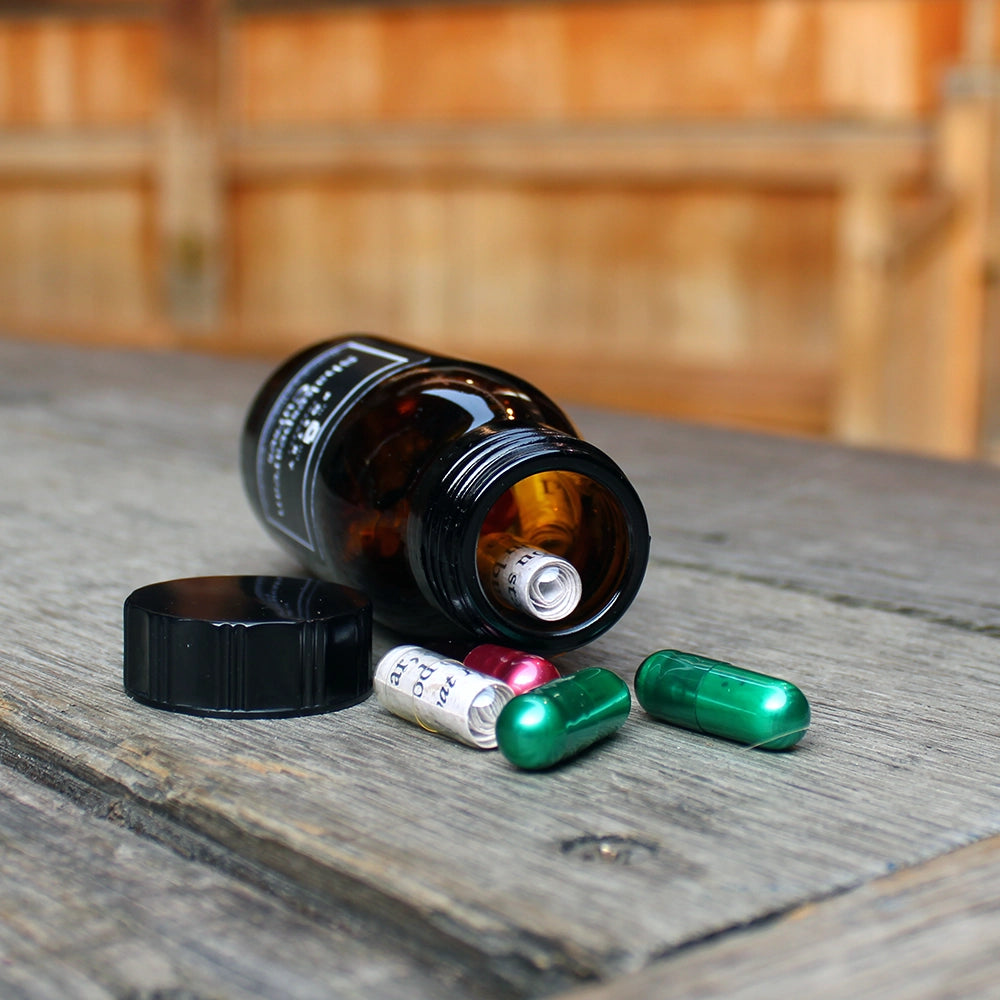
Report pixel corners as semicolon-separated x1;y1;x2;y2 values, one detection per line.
477;533;583;621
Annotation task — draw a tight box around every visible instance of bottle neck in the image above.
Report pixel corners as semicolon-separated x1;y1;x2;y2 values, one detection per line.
408;425;649;653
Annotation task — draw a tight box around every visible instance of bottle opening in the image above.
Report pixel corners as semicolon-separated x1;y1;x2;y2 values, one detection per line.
475;470;630;632
412;423;649;651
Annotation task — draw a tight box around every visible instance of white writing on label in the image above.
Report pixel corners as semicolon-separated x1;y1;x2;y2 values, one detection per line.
300;419;321;445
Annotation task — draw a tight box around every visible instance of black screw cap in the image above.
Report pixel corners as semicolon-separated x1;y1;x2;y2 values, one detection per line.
123;575;372;718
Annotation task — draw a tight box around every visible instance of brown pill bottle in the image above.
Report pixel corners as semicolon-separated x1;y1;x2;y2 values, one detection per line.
241;335;649;653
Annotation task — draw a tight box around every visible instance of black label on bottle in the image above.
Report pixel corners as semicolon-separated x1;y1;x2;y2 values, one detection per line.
255;339;426;553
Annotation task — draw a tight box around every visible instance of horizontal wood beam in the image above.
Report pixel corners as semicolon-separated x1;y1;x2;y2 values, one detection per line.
0;130;153;179
228;121;932;187
0;120;932;188
445;349;833;436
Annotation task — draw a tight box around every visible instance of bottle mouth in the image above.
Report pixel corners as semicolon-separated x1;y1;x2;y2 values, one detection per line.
410;426;650;652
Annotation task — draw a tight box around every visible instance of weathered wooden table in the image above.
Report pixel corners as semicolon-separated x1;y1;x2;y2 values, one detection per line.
2;337;999;999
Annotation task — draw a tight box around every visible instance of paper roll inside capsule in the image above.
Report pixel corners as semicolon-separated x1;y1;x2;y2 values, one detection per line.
374;645;514;748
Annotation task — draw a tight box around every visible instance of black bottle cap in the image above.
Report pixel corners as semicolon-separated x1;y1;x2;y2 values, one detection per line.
123;575;372;718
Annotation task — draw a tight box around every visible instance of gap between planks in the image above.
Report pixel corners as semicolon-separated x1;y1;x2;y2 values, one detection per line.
556;832;1000;1000
645;551;1000;640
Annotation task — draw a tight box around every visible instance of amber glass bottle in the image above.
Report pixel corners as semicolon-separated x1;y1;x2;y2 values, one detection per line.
241;335;649;652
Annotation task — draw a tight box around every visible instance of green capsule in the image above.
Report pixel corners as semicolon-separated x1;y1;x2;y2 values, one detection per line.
495;667;631;770
634;650;810;750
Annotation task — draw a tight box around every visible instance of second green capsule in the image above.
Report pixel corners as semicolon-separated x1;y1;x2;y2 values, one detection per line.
634;649;810;750
495;667;631;770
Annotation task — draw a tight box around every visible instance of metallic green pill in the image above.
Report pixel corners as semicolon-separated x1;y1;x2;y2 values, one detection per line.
495;666;631;770
634;650;810;750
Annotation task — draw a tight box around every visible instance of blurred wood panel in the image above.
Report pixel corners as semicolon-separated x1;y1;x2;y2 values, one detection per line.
0;128;150;175
0;0;995;459
0;18;160;125
0;183;157;338
231;181;837;391
228;120;930;185
232;1;963;122
158;0;224;331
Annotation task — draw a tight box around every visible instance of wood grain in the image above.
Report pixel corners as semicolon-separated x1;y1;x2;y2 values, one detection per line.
2;339;1000;996
559;833;1000;1000
0;763;485;1000
580;406;1000;634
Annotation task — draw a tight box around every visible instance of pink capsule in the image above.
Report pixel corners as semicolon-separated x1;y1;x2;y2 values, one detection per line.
462;644;561;695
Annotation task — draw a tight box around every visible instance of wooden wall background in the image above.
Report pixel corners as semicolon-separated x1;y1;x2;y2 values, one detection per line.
0;0;998;458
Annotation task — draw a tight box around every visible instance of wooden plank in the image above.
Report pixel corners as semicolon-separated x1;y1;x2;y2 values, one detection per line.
0;19;160;127
925;68;996;456
582;406;1000;634
232;2;964;121
557;832;1000;1000
0;764;476;1000
0;130;151;177
474;350;831;436
0;185;157;340
2;339;1000;994
228;121;932;187
72;16;163;125
831;174;895;445
158;0;225;334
